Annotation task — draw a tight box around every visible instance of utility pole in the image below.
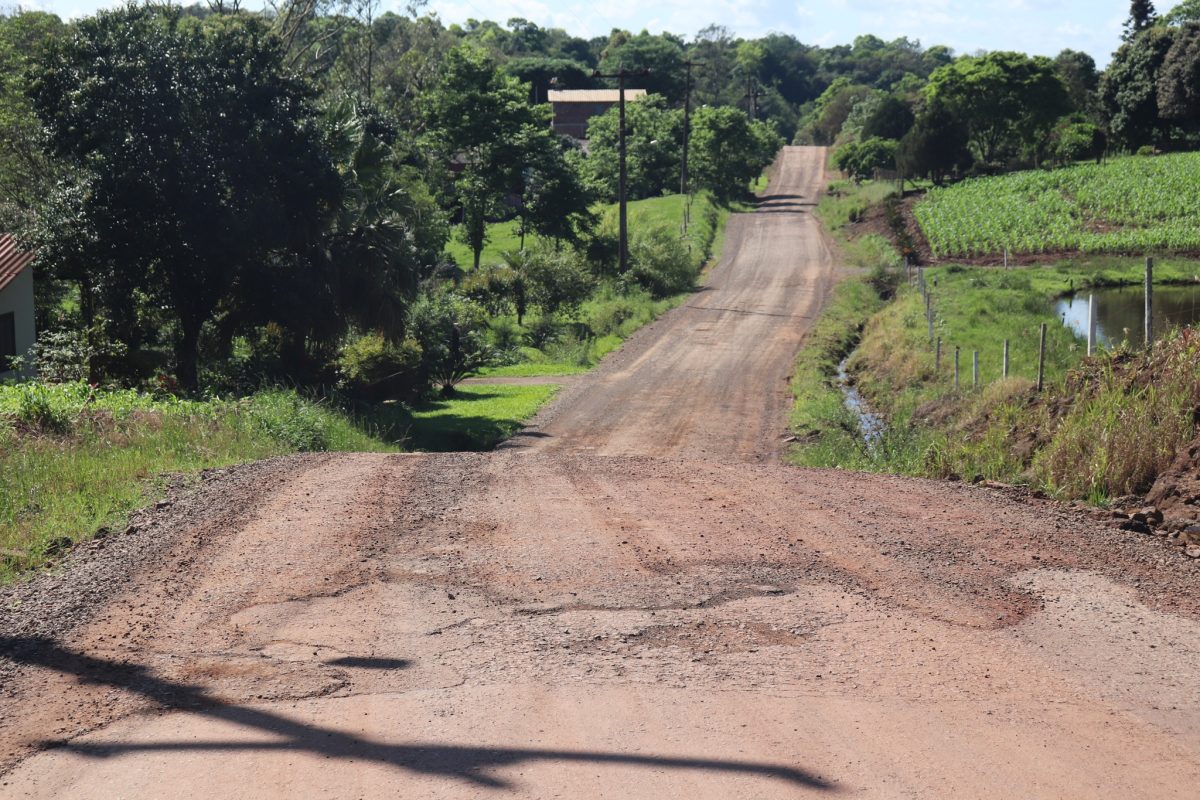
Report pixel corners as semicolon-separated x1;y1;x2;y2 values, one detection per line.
593;67;649;274
680;59;704;231
744;77;764;120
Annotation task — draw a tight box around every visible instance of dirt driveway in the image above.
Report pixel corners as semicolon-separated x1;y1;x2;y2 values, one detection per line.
1;147;1198;799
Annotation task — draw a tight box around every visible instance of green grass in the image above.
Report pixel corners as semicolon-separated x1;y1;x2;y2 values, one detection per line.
402;383;557;452
476;362;589;377
916;153;1200;257
0;380;562;582
0;385;402;582
818;179;898;232
446;193;738;271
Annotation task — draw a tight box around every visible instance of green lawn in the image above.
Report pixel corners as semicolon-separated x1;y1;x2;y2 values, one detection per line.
402;383;558;452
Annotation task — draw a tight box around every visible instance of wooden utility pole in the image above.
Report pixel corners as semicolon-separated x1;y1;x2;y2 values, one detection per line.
744;77;764;120
1145;256;1154;348
593;67;650;274
680;60;704;230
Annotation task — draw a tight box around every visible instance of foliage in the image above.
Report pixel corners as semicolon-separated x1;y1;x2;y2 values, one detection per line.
915;152;1200;257
1048;117;1107;164
28;6;340;390
861;96;915;140
834;137;898;182
626;226;696;298
408;292;496;394
925;51;1071;164
690;106;782;202
583;96;683;201
896;97;972;183
1155;22;1200;130
335;331;423;399
1101;24;1177;149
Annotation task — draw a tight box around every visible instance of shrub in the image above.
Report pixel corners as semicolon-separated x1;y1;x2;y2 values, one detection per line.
408;293;496;395
524;245;596;320
626;226;696;298
247;390;332;452
335;332;423;401
14;383;74;433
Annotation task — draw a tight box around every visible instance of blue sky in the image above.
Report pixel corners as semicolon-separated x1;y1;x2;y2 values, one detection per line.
28;1;1190;65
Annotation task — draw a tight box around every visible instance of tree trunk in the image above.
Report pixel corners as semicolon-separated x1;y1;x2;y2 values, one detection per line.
175;318;201;392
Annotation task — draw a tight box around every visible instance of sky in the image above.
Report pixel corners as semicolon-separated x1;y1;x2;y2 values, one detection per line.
25;0;1193;66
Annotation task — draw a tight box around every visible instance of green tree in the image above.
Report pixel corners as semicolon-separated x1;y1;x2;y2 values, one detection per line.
598;30;686;103
0;11;63;230
925;51;1070;164
583;95;683;200
425;44;545;269
1156;22;1200;130
862;95;914;140
1101;24;1177;148
1125;0;1158;39
1165;0;1200;24
834;137;898;182
28;6;339;389
896;97;971;184
1054;49;1100;115
690;106;782;202
515;128;594;246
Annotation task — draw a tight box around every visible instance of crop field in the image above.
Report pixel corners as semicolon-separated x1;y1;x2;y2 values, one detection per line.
915;152;1200;258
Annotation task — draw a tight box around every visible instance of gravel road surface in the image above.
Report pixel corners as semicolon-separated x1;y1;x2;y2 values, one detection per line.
1;147;1197;799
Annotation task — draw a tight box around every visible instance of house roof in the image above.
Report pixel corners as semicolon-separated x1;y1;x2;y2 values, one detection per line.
0;235;35;294
547;89;648;103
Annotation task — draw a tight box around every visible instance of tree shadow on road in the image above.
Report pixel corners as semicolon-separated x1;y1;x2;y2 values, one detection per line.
2;636;839;792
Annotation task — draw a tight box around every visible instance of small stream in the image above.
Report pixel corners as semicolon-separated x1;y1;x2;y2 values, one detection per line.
837;357;886;449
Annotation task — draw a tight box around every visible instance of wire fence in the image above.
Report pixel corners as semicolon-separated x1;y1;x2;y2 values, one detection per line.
904;257;1179;393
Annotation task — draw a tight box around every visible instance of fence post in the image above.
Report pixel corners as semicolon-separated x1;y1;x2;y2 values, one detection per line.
954;346;960;389
1145;256;1154;348
1002;339;1009;379
1087;293;1096;356
972;350;979;388
1037;323;1047;392
935;337;942;372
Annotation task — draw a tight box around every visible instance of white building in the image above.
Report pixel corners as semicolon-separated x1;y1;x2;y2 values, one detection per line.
0;235;36;380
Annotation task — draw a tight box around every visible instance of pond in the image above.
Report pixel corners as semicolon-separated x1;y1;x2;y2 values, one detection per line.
1055;284;1200;348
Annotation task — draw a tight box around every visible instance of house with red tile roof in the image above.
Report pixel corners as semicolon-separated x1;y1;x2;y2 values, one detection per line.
0;234;36;378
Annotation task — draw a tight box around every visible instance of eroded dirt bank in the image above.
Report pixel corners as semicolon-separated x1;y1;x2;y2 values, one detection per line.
1;148;1197;799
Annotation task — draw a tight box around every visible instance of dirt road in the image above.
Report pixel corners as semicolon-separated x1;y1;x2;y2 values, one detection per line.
2;147;1198;798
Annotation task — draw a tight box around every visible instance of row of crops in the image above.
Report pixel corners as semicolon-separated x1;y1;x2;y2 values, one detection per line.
914;152;1200;258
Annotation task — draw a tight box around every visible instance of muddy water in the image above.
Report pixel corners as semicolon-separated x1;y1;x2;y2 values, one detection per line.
1056;284;1200;347
837;357;885;448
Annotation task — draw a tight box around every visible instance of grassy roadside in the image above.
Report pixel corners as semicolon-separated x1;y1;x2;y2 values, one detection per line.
0;381;553;582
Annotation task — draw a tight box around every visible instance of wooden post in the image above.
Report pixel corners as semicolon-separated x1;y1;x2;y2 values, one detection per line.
926;294;934;343
1037;323;1047;392
935;337;942;372
1087;293;1096;356
1145;256;1154;348
1002;339;1009;379
954;346;960;389
972;350;979;388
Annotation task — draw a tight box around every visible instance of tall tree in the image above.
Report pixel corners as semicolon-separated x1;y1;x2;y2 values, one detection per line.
689;106;781;202
1156;22;1200;130
925;51;1070;164
1101;24;1177;148
1125;0;1158;39
28;6;340;389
